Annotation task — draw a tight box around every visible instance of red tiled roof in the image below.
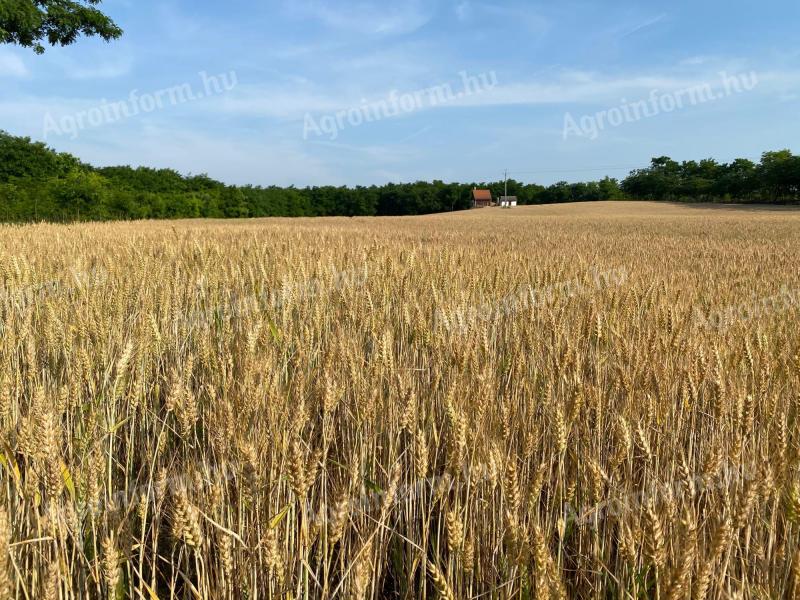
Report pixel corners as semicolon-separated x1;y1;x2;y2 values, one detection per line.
472;189;492;201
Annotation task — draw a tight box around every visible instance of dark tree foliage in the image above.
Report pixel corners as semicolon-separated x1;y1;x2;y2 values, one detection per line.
1;131;797;223
0;133;82;180
621;152;800;203
0;0;122;54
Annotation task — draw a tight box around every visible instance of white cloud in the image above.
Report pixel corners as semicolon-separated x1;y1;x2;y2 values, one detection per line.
202;66;800;122
680;56;715;66
0;50;28;78
444;68;800;108
63;58;134;80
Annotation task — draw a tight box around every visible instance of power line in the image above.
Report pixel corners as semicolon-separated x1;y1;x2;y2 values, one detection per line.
475;165;641;183
507;165;641;175
501;154;767;179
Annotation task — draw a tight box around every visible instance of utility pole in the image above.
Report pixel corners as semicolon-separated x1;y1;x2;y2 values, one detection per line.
504;169;508;201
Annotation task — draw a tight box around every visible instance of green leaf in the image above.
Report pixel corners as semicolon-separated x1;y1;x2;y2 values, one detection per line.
268;319;281;344
364;477;382;494
269;504;291;529
0;451;21;488
61;460;76;501
108;417;130;434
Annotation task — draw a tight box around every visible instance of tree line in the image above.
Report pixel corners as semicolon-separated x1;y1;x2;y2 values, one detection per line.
621;152;800;202
0;131;798;222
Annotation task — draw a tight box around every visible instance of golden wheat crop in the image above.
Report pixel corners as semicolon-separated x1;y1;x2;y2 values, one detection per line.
1;201;799;599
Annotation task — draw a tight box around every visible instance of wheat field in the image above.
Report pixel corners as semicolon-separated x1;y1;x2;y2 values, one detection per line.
1;201;800;599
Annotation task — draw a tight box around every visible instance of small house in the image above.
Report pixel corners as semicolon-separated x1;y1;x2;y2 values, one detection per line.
499;196;518;208
472;189;493;208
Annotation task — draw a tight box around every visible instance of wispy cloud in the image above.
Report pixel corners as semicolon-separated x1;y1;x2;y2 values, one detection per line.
202;66;800;123
0;50;28;78
447;68;800;108
59;57;134;80
288;0;434;35
69;125;338;186
155;3;205;42
397;125;434;143
620;13;667;38
680;55;716;66
453;1;550;34
454;1;470;21
308;139;421;162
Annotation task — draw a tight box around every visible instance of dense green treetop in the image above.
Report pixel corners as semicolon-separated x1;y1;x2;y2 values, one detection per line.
0;0;121;53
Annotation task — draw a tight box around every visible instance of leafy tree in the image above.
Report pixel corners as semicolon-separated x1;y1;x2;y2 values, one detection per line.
220;187;249;218
50;171;111;219
541;181;571;203
0;0;121;54
0;130;81;181
758;150;798;202
716;159;756;200
677;159;719;200
597;177;622;200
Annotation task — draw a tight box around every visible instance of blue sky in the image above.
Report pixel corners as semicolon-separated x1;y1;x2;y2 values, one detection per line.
2;0;799;186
